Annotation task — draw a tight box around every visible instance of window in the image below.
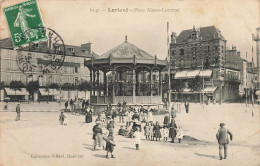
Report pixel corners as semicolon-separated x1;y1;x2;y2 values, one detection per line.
180;48;184;56
75;77;78;85
68;48;74;52
35;43;39;48
75;67;78;74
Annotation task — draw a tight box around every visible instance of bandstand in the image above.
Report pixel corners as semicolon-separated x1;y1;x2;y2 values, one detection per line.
84;36;167;105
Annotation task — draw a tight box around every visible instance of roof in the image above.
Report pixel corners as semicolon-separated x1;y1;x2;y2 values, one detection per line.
176;26;225;43
0;38;95;58
97;38;154;59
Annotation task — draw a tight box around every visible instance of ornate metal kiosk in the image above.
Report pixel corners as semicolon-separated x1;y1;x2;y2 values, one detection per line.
84;36;167;105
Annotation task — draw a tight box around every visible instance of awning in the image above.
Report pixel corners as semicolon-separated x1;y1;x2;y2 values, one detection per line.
39;89;50;96
199;69;212;77
186;70;200;78
5;88;29;96
39;89;59;96
202;86;218;93
174;70;187;79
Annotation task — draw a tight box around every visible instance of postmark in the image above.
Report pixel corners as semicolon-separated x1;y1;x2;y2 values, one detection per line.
16;27;66;76
4;0;46;48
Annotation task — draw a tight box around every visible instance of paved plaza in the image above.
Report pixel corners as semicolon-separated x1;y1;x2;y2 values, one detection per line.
0;102;259;166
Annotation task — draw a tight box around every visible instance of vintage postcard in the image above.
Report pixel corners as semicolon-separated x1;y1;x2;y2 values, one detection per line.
0;0;259;166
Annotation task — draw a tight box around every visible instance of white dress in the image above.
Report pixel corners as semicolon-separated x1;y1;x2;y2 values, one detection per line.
177;129;183;139
133;131;141;145
147;111;153;122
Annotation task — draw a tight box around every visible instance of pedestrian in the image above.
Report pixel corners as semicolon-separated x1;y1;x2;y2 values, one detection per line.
163;113;170;126
132;110;140;121
112;109;117;120
16;103;21;121
149;122;154;141
69;99;74;114
125;109;133;127
177;126;183;143
216;123;233;160
184;101;189;113
133;127;141;150
105;130;116;159
63;116;68;125
169;119;177;143
162;125;169;142
65;101;68;110
153;121;162;141
144;122;150;140
107;120;115;131
59;111;65;125
4;101;8;110
92;121;104;150
85;99;90;108
171;107;176;120
82;100;85;109
147;107;153;122
85;107;93;123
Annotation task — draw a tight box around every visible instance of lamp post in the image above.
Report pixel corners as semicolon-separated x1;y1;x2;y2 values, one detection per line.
167;22;172;115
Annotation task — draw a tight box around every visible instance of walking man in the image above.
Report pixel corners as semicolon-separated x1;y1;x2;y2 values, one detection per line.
16;103;21;121
184;101;189;113
216;123;233;160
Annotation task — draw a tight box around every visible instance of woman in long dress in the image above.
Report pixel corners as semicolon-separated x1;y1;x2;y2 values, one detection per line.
147;107;153;122
85;107;92;123
169;119;177;143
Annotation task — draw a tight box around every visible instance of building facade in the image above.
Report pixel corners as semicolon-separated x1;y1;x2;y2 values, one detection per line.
0;38;95;101
170;26;241;103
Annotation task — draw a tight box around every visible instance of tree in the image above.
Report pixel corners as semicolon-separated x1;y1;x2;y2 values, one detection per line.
188;76;203;92
26;81;39;101
171;79;186;92
78;81;91;98
10;81;24;103
61;83;75;100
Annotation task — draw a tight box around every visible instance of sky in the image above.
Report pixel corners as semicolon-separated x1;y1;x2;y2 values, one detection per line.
0;0;259;61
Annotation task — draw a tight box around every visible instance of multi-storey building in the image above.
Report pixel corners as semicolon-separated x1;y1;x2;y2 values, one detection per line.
0;38;95;101
170;25;241;103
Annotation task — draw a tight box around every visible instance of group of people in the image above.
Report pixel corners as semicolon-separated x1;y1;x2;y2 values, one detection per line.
64;99;90;115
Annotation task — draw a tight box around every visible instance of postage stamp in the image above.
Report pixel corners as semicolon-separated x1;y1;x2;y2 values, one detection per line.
3;0;46;48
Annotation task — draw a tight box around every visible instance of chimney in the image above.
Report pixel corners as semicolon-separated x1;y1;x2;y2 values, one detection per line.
237;51;240;57
81;41;92;53
171;32;177;44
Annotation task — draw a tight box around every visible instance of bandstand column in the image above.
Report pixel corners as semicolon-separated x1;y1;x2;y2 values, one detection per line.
93;70;96;96
103;71;107;96
90;68;93;96
132;69;136;104
159;71;162;97
150;70;152;103
112;68;115;103
97;70;100;96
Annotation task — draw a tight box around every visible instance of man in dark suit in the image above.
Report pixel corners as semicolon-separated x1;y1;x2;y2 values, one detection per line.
216;123;233;160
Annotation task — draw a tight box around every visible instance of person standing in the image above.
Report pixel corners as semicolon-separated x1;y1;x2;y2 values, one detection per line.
147;107;153;123
184;101;189;113
92;122;103;150
133;127;141;150
216;123;233;160
163;113;170;126
16;103;21;121
153;121;162;141
105;130;116;159
65;101;68;110
162;126;169;142
85;107;93;123
169;119;177;143
69;99;74;114
82;100;85;109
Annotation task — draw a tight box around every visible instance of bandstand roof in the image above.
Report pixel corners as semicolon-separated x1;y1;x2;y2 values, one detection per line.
85;36;167;70
97;37;154;59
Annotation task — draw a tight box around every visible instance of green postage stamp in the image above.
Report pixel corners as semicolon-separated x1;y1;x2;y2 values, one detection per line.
4;0;46;48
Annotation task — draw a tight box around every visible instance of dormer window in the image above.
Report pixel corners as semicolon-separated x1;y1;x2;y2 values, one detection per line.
68;48;74;52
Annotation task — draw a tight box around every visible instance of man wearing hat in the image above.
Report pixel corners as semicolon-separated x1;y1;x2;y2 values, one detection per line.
216;123;233;160
16;103;21;121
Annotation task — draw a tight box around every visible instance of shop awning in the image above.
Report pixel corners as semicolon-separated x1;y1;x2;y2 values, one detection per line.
39;89;50;96
174;70;188;79
5;88;29;96
202;86;218;93
186;70;200;78
39;89;59;96
199;69;212;77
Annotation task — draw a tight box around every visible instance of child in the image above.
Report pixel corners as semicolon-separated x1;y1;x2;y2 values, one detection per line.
153;121;162;141
162;126;169;142
59;111;65;125
133;127;141;150
63;116;68;125
149;122;154;141
105;130;116;159
177;126;183;143
144;122;150;140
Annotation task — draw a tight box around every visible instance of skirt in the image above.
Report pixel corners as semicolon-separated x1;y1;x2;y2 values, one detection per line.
153;130;161;138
